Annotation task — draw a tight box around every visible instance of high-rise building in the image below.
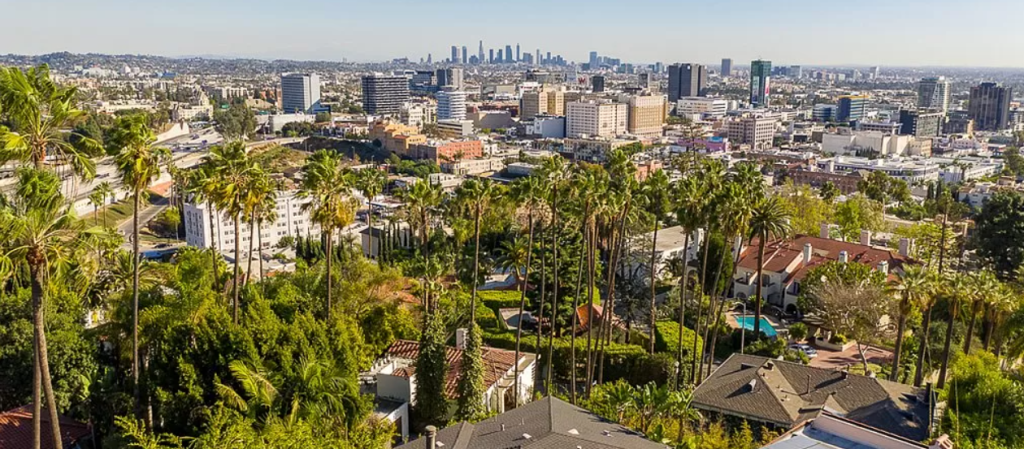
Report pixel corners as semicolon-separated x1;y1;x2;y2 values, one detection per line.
626;94;668;138
519;89;565;120
837;95;868;122
505;45;513;63
667;63;707;102
726;115;778;150
478;41;485;64
750;60;772;107
917;77;951;113
591;75;605;93
899;109;944;138
789;66;803;79
566;100;628;138
871;66;881;79
280;73;322;114
721;58;733;77
589;51;599;68
536;49;541;65
426;54;432;64
516;44;520;62
436;88;467;121
360;74;409;115
489;49;495;64
637;72;652;89
969;82;1013;131
451;46;459;64
461;46;468;64
497;49;503;63
435;67;464;90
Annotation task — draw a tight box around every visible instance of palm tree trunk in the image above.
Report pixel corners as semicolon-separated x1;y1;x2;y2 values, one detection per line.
937;307;957;389
33;344;40;449
535;229;547;394
700;242;731;383
30;261;63;449
546;193;560;391
570;224;587;405
94;204;99;226
913;306;934;387
753;238;766;339
132;191;142;416
890;303;908;382
598;208;630;385
471;206;481;321
964;300;981;355
677;232;691;387
208;202;219;289
233;216;241;323
584;221;597;397
649;219;660;354
513;209;535;407
326;230;333;320
258;220;265;287
245;213;256;287
983;307;995;351
691;234;712;385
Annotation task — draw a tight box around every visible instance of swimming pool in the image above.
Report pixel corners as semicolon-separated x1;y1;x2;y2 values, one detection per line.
736;316;778;338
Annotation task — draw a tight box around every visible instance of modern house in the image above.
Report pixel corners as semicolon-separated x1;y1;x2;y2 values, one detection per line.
395;396;668;449
762;413;952;449
627;225;704;284
693;355;938;443
361;334;537;441
731;232;913;313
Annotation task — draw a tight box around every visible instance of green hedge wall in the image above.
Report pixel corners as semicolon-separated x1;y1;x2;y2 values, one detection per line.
654;321;704;361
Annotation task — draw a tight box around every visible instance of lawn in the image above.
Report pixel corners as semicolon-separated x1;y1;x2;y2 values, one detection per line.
79;191;163;228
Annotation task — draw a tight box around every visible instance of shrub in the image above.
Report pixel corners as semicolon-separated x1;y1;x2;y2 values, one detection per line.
653;321;704;360
829;334;847;345
789;322;808;341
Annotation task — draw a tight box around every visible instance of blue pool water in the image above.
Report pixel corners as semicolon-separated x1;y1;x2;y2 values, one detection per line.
736;316;778;338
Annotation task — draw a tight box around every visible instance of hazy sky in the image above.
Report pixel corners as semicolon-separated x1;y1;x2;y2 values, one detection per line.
4;0;1024;67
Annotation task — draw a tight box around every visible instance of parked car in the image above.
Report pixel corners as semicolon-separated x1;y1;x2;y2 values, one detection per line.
788;343;818;358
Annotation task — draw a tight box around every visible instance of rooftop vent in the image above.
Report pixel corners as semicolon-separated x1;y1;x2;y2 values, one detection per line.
567;429;579;435
522;433;532;440
603;430;612;436
748;379;758;391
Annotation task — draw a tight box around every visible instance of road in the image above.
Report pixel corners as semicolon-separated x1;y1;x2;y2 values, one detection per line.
118;196;169;239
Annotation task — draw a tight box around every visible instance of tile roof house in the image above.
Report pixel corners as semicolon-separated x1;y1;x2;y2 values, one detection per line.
731;232;914;313
0;405;93;449
693;354;938;443
762;412;953;449
361;336;537;441
395;396;669;449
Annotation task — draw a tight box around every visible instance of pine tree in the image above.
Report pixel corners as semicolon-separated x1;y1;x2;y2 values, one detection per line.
415;310;449;426
455;323;487;421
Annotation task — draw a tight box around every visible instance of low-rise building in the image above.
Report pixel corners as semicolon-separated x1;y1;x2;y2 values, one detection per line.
562;137;638;163
410;139;483;163
523;114;566;138
370;121;428;156
677;97;729;118
441;157;506;175
726;115;778;150
184;189;322;259
436;119;475;137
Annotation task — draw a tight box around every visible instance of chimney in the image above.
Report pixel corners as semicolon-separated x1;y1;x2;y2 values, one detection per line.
456;328;468;350
426;425;437;448
803;243;813;264
733;234;743;260
899;238;913;257
838;250;849;264
820;222;831;239
860;230;872;247
877;261;889;276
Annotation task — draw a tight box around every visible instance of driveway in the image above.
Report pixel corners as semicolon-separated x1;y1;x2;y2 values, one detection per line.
808;343;892;370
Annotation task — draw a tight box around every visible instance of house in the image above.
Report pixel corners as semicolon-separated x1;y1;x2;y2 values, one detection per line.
362;335;537;441
359;223;412;260
731;232;913;313
693;354;938;442
395;396;668;449
762;413;953;449
0;404;93;449
627;225;704;284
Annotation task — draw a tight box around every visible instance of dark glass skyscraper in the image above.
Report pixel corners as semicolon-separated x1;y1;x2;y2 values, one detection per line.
750;60;772;107
969;82;1012;131
667;63;706;102
721;58;732;77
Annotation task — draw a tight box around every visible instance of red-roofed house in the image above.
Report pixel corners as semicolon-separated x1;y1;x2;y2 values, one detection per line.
732;233;915;313
0;405;92;449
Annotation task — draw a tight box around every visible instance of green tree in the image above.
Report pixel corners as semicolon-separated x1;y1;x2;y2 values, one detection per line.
819;181;840;203
207;141;254;321
643;169;671;354
214;102;257;141
974;191;1024;279
747;195;791;339
888;266;929;382
834;194;885;242
415;303;449;426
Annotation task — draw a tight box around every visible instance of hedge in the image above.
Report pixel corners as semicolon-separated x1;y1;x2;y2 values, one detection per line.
654;321;704;360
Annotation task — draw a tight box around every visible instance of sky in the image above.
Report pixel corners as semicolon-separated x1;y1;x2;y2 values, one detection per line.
3;0;1024;67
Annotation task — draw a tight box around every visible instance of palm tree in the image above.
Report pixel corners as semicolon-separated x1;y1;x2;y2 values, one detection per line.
398;181;442;258
889;266;928;382
539;156;569;392
0;169;85;449
243;167;274;286
937;273;968;389
208;141;255;321
88;190;105;226
913;270;941;387
185;166;221;288
495;236;530;290
355;167;388;233
92;181;114;228
963;270;997;355
299;149;357;321
509;175;543;406
643;169;671;354
110;114;169;417
747;195;791;341
690;159;725;384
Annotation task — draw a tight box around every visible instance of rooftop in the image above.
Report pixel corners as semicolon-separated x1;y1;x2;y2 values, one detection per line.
384;340;521;399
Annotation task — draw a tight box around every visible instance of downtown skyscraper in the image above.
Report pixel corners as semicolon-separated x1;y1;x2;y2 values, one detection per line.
721;58;733;77
969;82;1013;131
750;60;772;107
667;63;707;102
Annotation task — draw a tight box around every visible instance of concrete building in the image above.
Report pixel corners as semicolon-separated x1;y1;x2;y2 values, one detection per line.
399;103;436;127
626;94;668;138
969;82;1013;131
281;73;322;114
591;75;605;93
410;139;483;162
817;155;940;183
265;113;314;133
435;119;475;137
750;60;772;107
524;115;566;138
917;76;951;113
726;115;777;150
519;89;565;120
172;103;213;121
370;122;427;156
899;110;944;138
812;104;838;122
667;63;707;102
441;157;505;175
435;89;467;121
435;67;464;90
361;74;410;115
676;97;728;118
566;101;628;138
563;138;637;162
837;95;868;122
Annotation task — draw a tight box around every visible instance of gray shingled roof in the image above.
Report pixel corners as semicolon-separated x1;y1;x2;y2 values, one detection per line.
395;396;668;449
691;354;932;442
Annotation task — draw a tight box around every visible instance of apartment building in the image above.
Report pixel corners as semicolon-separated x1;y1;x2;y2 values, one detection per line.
519;89;565;120
370;122;427;156
676;97;728;118
184;190;321;254
436;89;467;121
566;101;627;138
626;94;668;138
726;115;777;150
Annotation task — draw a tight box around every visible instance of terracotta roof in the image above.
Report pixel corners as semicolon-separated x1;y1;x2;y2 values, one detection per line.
385;340;518;399
737;235;912;284
692;354;933;442
0;405;92;449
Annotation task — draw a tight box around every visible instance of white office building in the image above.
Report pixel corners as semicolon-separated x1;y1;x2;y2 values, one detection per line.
566;101;627;138
676;97;729;118
281;73;322;114
183;190;321;257
436;89;467;121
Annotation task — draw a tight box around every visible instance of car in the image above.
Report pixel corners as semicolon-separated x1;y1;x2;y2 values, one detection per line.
155;243;170;249
788;343;818;358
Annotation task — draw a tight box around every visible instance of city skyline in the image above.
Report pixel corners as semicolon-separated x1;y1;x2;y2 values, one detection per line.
5;0;1024;68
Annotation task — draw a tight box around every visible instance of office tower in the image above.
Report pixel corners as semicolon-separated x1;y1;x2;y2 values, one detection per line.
721;58;733;77
436;88;467;121
871;66;880;79
536;49;541;65
589;51;599;68
426;54;432;64
654;62;664;74
667;63;707;102
450;46;459;64
969;82;1013;131
461;46;468;64
435;67;464;89
789;66;803;79
566;101;628;138
520;89;564;120
917;77;951;113
280;73;321;114
637;72;652;89
812;104;838;122
478;41;485;63
489;49;494;64
505;45;513;63
546;52;552;64
516;44;520;62
899;109;944;138
837;95;867;122
360;74;409;115
750;60;772;107
627;94;668;138
591;75;605;93
497;49;503;64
